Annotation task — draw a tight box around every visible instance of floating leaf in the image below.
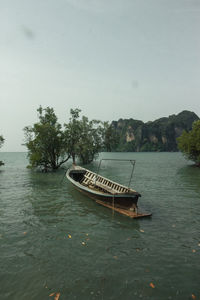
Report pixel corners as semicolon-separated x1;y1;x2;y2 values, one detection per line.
86;238;90;241
82;242;86;246
140;229;144;233
23;232;27;235
198;243;200;247
49;292;55;297
191;294;196;299
86;233;89;236
192;249;196;253
68;234;72;239
54;293;60;300
113;256;118;259
149;282;155;288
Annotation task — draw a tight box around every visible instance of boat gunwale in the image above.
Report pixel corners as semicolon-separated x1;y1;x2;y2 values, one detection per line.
69;166;137;191
66;167;139;198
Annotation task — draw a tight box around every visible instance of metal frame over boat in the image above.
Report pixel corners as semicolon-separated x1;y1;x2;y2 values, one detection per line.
66;159;152;219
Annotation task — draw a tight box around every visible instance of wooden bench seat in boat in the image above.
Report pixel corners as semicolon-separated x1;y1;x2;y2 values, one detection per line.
81;172;130;194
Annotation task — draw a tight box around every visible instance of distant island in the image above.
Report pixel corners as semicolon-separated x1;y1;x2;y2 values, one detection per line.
17;107;199;172
110;110;199;152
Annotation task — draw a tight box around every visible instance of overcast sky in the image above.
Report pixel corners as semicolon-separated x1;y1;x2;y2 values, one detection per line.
0;0;199;151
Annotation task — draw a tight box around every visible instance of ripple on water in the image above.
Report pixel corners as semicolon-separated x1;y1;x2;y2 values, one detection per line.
0;152;200;300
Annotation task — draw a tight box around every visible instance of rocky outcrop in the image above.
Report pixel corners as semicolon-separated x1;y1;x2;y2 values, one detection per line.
111;110;199;152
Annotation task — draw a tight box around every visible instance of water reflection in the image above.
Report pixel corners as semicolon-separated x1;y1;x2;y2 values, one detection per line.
26;168;141;230
67;182;141;231
177;165;200;193
1;153;200;300
26;169;68;224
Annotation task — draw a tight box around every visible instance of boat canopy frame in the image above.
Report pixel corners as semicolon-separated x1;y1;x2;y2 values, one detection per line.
95;159;136;189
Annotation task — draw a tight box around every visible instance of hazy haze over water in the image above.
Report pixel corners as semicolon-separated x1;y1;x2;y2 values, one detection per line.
0;0;200;151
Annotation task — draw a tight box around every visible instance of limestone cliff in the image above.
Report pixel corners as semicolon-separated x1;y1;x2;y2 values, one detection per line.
111;110;199;152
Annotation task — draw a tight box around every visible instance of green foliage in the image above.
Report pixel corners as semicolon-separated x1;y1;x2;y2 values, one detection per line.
102;122;119;152
64;108;82;164
123;140;136;152
23;107;200;171
24;106;107;170
24;106;69;171
177;120;200;166
0;135;5;166
64;109;103;164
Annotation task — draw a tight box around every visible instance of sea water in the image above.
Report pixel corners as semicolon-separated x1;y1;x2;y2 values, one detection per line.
0;152;200;299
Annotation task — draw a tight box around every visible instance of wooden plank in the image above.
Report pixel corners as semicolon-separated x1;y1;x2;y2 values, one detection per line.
96;200;152;219
98;182;114;192
77;166;136;192
83;172;133;194
82;178;89;185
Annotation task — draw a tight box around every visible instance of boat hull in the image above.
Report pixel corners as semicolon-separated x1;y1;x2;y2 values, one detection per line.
66;166;152;219
71;180;139;207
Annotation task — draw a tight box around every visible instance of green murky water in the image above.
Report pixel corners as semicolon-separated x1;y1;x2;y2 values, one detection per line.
0;152;200;300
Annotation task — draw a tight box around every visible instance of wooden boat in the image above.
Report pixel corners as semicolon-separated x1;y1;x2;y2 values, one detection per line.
66;161;152;219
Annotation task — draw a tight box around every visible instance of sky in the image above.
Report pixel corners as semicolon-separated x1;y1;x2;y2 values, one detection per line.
0;0;199;151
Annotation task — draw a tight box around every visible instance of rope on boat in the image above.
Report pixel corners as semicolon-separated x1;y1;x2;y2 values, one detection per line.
112;194;115;215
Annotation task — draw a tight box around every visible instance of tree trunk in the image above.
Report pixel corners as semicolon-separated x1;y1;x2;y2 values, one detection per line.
72;153;76;165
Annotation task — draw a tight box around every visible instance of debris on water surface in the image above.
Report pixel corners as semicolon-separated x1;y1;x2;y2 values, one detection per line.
23;232;27;235
82;242;86;246
149;282;155;288
68;234;72;239
172;224;176;228
49;293;60;299
113;256;118;259
191;294;196;299
139;229;144;233
54;293;60;300
198;243;200;247
192;249;196;253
